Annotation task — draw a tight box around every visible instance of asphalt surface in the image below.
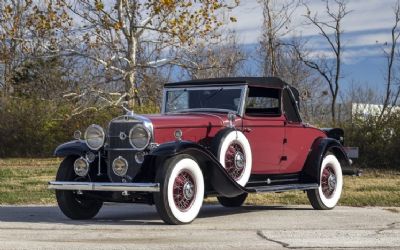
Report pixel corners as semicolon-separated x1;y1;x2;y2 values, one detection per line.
0;203;399;249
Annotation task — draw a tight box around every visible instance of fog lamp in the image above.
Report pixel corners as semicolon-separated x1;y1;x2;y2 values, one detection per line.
135;151;146;164
112;156;128;176
74;157;89;177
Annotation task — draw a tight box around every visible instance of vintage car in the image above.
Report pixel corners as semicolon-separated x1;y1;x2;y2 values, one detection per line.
49;77;357;225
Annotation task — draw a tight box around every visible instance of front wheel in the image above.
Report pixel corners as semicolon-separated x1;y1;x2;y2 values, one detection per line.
55;156;103;220
307;154;343;210
154;155;204;225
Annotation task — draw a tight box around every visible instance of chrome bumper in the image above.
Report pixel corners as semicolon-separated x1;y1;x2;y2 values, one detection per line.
48;181;160;192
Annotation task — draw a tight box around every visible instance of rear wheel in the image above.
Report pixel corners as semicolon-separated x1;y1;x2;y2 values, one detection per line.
55;156;103;220
217;192;248;207
307;154;343;210
154;155;204;225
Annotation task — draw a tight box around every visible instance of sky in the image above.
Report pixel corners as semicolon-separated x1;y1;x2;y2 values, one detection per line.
225;0;399;94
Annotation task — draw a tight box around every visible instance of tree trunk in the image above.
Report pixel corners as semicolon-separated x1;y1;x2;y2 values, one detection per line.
125;36;138;110
125;71;136;110
331;95;336;126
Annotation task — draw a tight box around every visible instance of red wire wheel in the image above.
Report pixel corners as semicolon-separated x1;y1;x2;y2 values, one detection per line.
224;142;246;181
173;170;196;212
321;165;337;198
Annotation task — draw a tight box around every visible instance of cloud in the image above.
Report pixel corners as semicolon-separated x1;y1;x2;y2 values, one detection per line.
228;0;398;63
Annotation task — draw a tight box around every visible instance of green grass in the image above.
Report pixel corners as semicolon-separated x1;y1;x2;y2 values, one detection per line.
210;170;400;207
0;158;59;204
0;158;399;206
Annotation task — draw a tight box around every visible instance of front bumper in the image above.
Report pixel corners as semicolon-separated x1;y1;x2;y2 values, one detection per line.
48;181;160;192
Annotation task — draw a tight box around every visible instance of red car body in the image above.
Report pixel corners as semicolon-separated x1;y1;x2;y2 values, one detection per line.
147;113;325;174
50;77;357;225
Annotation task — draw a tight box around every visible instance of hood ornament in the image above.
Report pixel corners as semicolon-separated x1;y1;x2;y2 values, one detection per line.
122;103;135;117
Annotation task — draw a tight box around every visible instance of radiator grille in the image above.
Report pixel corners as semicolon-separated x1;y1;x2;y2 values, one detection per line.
107;119;142;181
108;120;140;149
107;150;141;182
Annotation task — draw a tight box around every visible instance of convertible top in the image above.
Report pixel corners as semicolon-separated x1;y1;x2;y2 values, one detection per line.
165;77;300;105
165;77;288;89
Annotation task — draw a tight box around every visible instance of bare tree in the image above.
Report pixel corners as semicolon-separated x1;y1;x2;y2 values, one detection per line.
379;0;400;121
52;0;239;110
292;0;350;125
177;30;246;79
259;0;298;76
257;1;328;123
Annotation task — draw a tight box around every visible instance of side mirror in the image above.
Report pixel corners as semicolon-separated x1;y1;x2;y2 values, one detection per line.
227;112;236;128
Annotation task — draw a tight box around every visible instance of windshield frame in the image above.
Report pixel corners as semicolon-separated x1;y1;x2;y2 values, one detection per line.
161;84;248;116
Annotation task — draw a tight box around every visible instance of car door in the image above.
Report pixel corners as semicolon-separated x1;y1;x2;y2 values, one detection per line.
280;88;314;173
242;87;285;174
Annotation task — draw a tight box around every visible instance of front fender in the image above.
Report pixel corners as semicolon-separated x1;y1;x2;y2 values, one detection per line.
54;140;90;157
302;137;352;183
146;140;246;197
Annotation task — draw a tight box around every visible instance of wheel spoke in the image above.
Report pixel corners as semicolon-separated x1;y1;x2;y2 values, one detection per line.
321;165;336;198
173;170;196;212
224;142;246;181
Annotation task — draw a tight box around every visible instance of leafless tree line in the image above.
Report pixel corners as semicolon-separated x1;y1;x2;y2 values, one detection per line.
1;0;400;125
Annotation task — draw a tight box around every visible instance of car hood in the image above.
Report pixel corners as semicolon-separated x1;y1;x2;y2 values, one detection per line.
143;113;230;129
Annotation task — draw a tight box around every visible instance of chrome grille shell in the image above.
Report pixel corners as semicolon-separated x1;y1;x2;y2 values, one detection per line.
106;114;153;182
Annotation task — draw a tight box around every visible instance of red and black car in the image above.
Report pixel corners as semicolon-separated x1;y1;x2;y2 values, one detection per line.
49;77;358;224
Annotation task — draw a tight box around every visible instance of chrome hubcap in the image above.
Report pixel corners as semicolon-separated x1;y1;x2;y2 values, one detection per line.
234;152;245;169
328;174;337;190
183;182;194;200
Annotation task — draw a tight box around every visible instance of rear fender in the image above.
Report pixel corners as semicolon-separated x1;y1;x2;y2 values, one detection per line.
302;137;352;183
54;140;90;157
143;141;246;197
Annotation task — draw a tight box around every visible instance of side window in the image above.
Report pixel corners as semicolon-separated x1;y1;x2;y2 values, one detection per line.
282;89;301;123
245;87;281;116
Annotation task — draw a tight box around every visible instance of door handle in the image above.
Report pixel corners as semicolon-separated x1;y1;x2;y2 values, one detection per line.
243;128;252;133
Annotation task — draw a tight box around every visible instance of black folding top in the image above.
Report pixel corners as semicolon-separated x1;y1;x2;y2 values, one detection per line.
164;77;289;89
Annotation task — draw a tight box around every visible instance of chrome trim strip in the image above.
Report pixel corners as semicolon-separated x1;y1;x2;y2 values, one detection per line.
105;147;138;151
239;85;248;117
48;181;160;192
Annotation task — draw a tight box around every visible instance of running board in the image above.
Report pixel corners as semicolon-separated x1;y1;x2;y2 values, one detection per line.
246;183;318;193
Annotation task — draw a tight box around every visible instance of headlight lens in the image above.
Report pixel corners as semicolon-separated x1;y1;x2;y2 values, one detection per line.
84;124;105;150
112;156;128;176
129;124;150;150
74;157;89;177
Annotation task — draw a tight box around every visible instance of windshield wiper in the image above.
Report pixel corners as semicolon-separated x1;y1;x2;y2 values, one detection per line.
205;88;223;101
168;88;187;105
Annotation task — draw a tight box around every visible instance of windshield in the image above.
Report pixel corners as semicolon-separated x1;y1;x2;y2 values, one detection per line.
163;86;245;114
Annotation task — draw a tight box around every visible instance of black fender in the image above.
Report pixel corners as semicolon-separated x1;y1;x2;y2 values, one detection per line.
145;140;246;197
54;140;90;157
302;137;352;183
321;128;345;145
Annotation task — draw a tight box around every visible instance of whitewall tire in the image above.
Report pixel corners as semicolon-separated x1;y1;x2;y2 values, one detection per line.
214;130;252;186
307;154;343;210
154;155;204;224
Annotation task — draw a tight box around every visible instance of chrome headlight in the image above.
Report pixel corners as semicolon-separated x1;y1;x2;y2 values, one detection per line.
84;124;105;150
129;124;151;150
